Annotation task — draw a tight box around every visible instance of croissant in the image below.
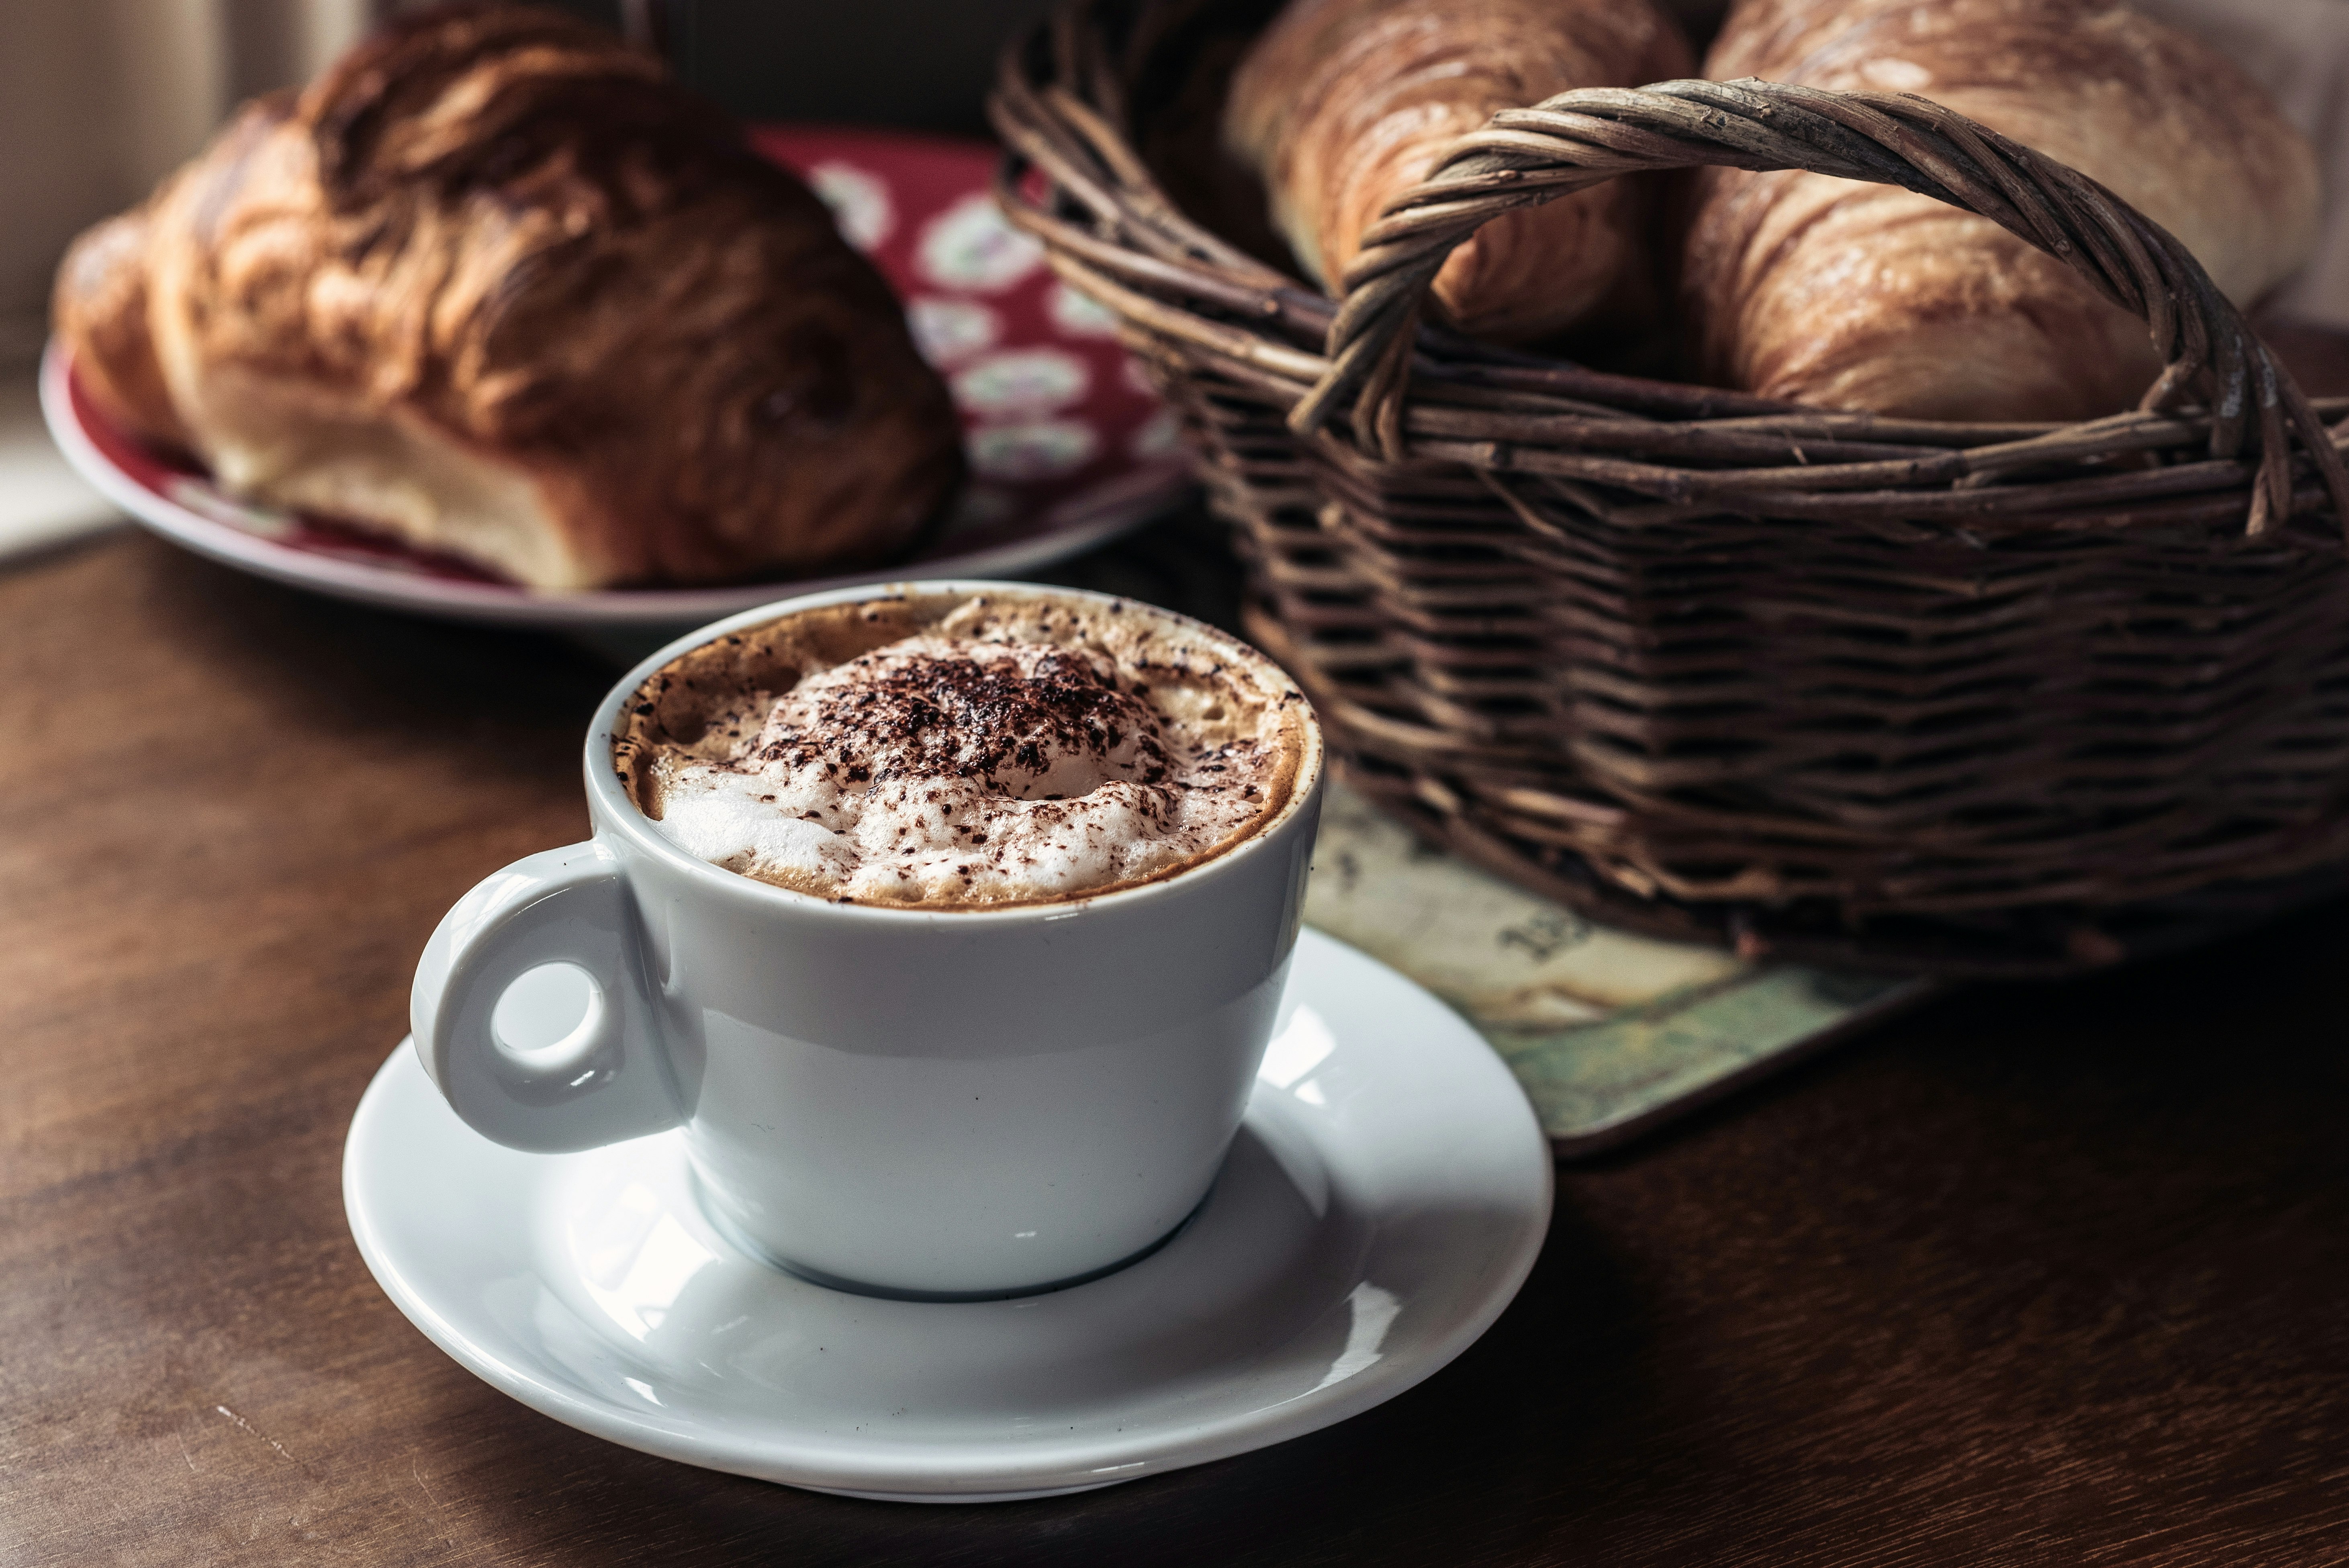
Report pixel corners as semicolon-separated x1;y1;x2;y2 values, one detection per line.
1686;0;2321;421
1223;0;1692;344
51;5;963;590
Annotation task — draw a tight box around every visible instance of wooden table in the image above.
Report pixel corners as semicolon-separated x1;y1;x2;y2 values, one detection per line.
6;526;2349;1566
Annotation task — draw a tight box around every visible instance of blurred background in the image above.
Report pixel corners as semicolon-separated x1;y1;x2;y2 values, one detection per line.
0;0;1742;366
2;0;2343;554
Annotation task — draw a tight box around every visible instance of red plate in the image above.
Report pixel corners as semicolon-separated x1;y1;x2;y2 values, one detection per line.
41;125;1188;629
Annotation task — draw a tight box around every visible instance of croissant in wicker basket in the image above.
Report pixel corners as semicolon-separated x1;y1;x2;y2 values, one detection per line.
993;0;2349;975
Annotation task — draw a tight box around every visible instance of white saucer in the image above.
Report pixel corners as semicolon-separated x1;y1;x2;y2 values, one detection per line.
343;929;1552;1503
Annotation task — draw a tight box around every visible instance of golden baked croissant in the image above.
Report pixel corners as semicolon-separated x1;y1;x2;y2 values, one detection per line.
1223;0;1692;344
52;5;963;590
1686;0;2321;421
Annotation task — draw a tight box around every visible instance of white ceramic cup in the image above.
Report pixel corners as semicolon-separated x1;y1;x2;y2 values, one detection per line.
410;581;1325;1300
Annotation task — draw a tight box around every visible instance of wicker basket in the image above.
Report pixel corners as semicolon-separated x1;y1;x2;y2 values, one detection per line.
991;0;2349;975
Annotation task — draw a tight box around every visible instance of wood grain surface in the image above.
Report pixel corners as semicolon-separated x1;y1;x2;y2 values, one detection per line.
6;526;2349;1566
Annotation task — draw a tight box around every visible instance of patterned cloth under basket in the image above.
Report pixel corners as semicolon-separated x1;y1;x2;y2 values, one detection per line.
989;0;2349;975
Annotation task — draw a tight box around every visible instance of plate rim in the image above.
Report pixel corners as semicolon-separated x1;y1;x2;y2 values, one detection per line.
341;927;1554;1499
39;342;1188;632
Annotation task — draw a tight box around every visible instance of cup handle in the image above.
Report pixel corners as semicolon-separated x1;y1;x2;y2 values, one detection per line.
410;841;682;1153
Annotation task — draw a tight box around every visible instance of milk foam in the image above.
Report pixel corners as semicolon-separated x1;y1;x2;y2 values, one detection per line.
620;596;1307;906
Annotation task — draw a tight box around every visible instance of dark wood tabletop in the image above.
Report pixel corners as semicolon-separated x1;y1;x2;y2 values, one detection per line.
7;515;2349;1566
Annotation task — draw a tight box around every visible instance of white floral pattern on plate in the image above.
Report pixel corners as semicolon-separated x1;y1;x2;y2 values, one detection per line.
1046;280;1122;339
905;296;1001;369
949;348;1090;416
1129;406;1186;462
916;192;1045;294
968;419;1100;481
805;161;895;252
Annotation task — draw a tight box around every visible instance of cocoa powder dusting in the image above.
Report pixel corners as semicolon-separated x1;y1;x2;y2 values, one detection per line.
617;591;1316;908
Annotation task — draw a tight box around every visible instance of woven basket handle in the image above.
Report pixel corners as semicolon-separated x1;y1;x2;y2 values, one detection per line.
1293;77;2345;533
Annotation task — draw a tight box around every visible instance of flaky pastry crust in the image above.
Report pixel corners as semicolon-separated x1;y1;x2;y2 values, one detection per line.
1223;0;1691;345
1685;0;2320;421
52;5;963;589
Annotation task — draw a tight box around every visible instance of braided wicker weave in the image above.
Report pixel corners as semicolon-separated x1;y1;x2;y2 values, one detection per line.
991;0;2349;974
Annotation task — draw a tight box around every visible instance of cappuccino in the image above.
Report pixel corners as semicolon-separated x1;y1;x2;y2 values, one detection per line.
613;591;1312;907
